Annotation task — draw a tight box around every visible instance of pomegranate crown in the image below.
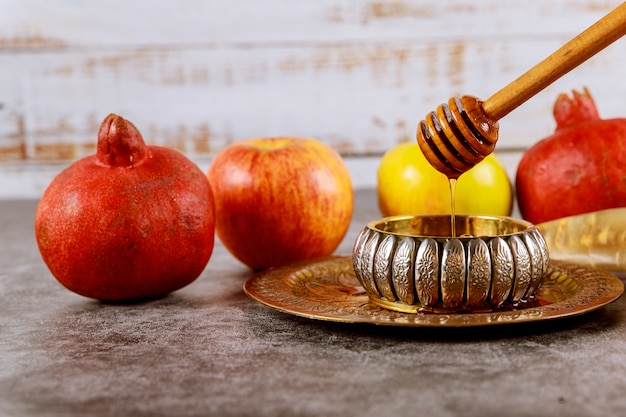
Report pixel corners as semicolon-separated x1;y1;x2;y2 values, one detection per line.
553;87;600;130
97;114;148;167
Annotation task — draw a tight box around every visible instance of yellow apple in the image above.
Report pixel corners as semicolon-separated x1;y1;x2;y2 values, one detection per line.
377;142;513;216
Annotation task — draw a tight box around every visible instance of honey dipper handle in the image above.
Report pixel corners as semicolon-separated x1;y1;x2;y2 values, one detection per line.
482;3;626;121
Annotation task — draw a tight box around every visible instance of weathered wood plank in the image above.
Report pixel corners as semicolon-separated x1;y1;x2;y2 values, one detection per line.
1;38;623;161
0;0;619;46
1;0;625;199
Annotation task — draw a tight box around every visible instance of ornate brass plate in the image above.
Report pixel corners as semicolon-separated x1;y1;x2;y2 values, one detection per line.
243;256;624;327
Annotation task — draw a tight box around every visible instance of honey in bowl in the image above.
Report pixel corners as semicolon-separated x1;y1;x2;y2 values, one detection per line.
352;214;549;313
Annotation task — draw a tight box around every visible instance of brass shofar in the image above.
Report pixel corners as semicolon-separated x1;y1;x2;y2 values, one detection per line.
538;208;626;272
417;3;626;179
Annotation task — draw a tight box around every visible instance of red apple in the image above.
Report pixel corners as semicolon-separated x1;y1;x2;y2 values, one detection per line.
207;137;353;270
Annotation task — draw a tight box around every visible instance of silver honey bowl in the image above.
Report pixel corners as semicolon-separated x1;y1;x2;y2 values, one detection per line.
352;214;550;313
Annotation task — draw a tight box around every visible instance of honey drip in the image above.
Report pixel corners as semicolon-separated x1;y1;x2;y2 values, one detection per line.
449;178;457;238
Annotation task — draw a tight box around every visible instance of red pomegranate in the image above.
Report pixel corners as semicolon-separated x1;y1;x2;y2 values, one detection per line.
516;88;626;224
35;114;215;301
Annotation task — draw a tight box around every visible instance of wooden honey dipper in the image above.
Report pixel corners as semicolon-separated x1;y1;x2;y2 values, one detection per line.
417;3;626;179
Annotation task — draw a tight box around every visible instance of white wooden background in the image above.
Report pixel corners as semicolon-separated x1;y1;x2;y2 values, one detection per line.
1;0;625;200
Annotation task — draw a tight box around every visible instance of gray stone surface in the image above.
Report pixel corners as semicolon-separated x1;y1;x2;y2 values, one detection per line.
2;190;626;417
